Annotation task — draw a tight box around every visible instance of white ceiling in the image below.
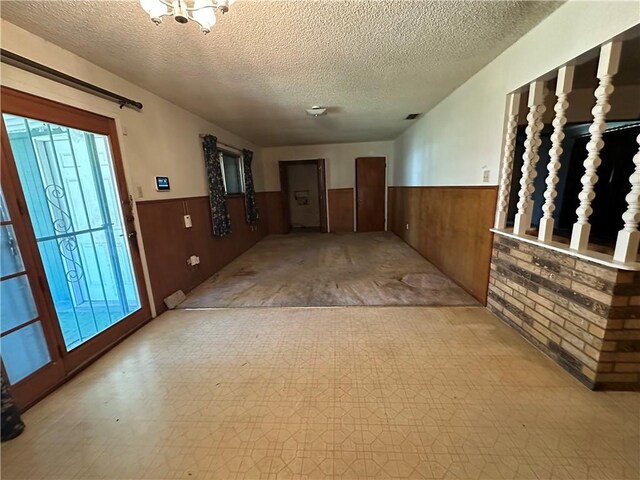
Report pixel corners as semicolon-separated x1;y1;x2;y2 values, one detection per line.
0;0;562;146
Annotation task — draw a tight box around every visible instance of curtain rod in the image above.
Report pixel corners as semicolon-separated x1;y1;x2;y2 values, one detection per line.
199;134;244;153
0;49;143;111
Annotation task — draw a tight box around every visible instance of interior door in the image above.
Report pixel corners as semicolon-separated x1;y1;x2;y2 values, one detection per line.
1;87;151;394
356;157;386;232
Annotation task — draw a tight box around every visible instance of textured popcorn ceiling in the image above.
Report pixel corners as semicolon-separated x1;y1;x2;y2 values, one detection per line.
1;1;562;146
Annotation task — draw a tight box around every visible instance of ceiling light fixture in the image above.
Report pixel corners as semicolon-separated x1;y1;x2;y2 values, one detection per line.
306;106;327;117
139;0;236;34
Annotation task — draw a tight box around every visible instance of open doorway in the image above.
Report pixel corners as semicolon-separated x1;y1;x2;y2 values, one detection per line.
279;159;327;233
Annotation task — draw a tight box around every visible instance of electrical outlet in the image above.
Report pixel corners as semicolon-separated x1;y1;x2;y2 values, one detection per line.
482;168;490;183
136;186;143;198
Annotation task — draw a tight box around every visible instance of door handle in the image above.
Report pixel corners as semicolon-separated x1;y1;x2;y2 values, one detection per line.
127;231;137;239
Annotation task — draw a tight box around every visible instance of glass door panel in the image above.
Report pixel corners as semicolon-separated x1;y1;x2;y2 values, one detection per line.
0;187;52;385
3;114;141;351
0;275;38;333
2;322;51;384
1;225;25;275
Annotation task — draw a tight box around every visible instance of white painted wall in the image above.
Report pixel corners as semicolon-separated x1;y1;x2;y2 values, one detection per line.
0;20;265;200
0;20;264;316
392;0;640;187
261;141;394;191
261;141;393;231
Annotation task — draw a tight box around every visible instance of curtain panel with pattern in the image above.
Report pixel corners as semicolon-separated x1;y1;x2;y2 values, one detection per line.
202;135;232;237
242;149;259;225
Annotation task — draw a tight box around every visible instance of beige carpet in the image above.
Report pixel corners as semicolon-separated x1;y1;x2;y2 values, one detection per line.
3;306;638;479
180;232;478;308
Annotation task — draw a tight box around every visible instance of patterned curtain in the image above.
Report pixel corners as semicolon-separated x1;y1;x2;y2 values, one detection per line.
203;135;232;237
242;149;259;225
1;371;24;442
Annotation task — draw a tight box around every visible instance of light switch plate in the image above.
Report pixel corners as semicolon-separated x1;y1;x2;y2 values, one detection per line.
184;215;192;228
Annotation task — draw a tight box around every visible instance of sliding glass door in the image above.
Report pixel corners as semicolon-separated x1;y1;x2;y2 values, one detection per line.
3;114;140;350
0;87;150;409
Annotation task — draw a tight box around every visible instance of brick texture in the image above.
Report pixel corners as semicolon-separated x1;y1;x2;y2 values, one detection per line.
488;235;640;390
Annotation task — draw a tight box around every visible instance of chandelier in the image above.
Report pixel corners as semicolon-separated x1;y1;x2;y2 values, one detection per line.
139;0;236;34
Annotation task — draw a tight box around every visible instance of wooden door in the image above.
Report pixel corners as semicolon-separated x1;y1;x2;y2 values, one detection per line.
1;87;151;407
356;157;386;232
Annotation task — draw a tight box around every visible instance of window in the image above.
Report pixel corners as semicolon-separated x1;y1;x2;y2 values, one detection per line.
220;152;244;195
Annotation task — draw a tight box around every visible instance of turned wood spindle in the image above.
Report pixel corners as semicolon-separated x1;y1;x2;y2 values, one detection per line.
613;133;640;263
513;81;546;236
570;41;622;251
495;93;521;230
538;65;574;243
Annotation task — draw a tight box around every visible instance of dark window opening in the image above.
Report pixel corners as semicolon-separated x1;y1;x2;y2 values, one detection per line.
221;152;244;195
507;121;640;250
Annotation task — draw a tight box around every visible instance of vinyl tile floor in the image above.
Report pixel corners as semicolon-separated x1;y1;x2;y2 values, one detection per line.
2;306;639;479
179;233;478;308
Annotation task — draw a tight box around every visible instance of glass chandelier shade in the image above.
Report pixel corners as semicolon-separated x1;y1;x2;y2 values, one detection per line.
139;0;235;34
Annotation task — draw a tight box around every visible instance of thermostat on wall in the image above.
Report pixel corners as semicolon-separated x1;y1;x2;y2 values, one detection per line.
155;176;170;191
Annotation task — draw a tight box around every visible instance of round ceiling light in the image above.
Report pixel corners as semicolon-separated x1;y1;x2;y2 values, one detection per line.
306;106;327;117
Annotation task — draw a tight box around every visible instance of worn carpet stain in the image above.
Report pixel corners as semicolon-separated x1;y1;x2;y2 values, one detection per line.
180;232;478;308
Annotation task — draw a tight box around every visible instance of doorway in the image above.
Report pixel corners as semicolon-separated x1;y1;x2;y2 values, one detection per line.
356;157;386;232
278;159;327;233
0;87;150;410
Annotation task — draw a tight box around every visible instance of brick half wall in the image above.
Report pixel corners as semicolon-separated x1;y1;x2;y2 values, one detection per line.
487;234;640;390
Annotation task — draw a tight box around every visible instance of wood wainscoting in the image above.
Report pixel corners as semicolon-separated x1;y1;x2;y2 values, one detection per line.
329;188;355;233
388;186;498;304
263;191;288;234
137;193;269;314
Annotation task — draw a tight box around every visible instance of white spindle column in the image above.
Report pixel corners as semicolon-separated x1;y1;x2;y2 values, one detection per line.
570;41;622;251
538;66;574;243
494;93;521;229
613;133;640;263
513;81;546;236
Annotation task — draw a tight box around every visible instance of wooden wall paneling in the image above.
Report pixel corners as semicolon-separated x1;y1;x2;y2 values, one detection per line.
389;187;404;239
136;195;268;314
387;187;397;233
255;192;271;238
317;159;328;233
387;186;497;304
328;188;354;233
264;191;288;234
408;188;423;248
136;198;191;314
278;163;292;234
